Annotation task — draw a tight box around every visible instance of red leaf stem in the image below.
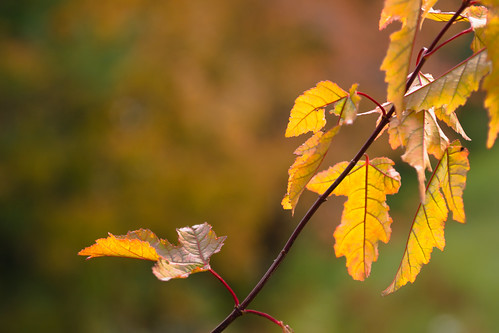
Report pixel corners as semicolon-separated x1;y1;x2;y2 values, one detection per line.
243;309;283;327
209;268;240;306
357;91;386;116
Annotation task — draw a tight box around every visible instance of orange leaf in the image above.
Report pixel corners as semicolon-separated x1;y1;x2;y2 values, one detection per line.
307;157;401;280
78;229;163;261
282;126;340;214
383;141;469;295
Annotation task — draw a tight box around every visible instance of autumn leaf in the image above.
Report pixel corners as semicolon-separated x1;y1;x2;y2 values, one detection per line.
307;157;401;280
407;72;471;140
79;223;226;281
417;62;487;112
284;81;359;137
79;228;164;261
482;1;499;148
282;126;340;213
152;223;226;281
380;0;422;116
388;109;449;201
382;141;469;295
404;49;491;115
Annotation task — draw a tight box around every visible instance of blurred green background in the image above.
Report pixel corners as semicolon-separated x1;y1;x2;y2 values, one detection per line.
1;0;498;332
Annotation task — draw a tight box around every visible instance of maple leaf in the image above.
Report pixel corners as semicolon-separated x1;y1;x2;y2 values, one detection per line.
282;126;340;213
482;1;499;147
380;0;422;116
79;223;226;281
382;141;469;295
284;81;359;137
307;157;401;280
388;109;449;201
404;49;491;115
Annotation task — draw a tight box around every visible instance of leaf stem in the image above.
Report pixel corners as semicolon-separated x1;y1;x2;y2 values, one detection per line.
243;309;284;327
211;1;472;332
209;268;240;306
357;91;386;116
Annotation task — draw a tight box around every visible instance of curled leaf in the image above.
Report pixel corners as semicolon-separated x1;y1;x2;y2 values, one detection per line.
285;81;359;137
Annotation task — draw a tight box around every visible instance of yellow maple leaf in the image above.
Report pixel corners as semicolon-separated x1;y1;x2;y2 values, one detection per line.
379;0;422;116
382;141;469;295
282;126;340;214
285;81;359;137
307;157;401;280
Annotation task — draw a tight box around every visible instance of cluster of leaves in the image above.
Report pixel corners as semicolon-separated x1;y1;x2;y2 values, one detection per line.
79;223;226;281
281;0;497;294
79;0;499;332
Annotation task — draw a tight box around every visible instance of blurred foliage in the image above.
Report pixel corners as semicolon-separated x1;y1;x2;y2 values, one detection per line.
0;0;498;332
